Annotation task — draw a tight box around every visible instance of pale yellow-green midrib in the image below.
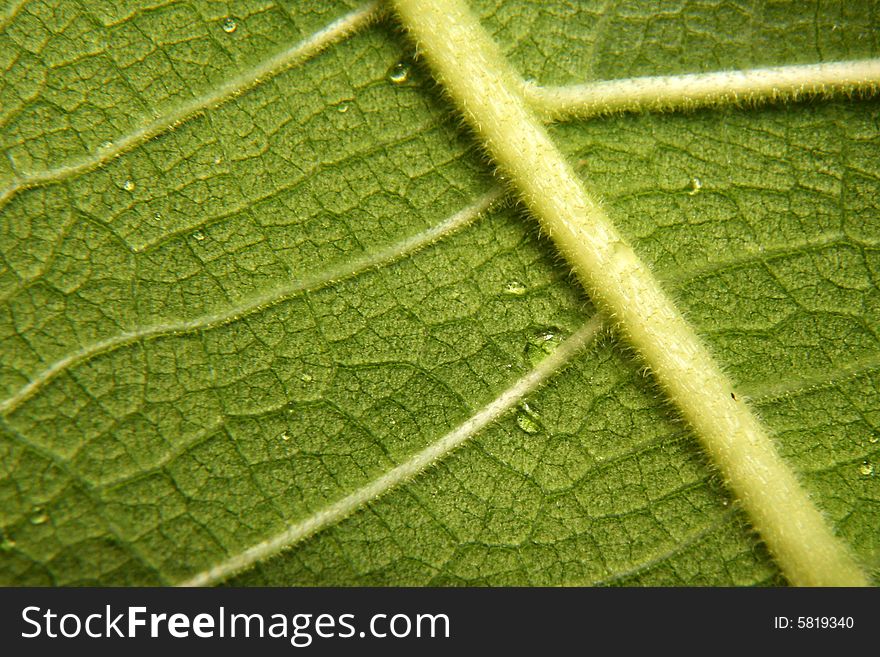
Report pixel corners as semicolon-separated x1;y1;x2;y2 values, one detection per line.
392;0;869;586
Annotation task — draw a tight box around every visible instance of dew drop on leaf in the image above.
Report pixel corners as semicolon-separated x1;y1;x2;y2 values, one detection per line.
859;461;874;476
301;373;313;383
525;329;563;365
516;402;542;434
516;414;541;434
222;17;237;33
337;102;350;113
504;280;527;296
687;177;702;195
193;231;205;241
388;61;410;84
123;179;135;192
29;510;48;525
869;434;878;444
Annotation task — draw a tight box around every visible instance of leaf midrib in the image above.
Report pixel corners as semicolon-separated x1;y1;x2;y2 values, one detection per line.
4;0;878;586
180;340;873;586
391;0;871;586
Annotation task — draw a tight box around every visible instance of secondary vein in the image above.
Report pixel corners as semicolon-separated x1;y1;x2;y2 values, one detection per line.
0;2;383;209
392;0;869;586
178;315;604;586
0;188;502;415
525;58;880;120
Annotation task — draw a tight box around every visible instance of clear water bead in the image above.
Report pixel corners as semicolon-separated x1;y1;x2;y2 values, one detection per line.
516;413;541;434
388;61;410;84
515;402;542;434
525;329;563;365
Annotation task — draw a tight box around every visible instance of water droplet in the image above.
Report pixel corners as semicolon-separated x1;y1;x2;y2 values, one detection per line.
337;102;350;113
99;140;113;151
504;280;527;296
222;17;237;33
214;155;223;165
869;434;878;444
859;461;874;476
515;402;542;434
525;329;563;365
301;373;313;383
123;179;135;192
388;61;410;84
280;432;291;442
193;231;205;241
153;212;162;221
29;510;48;525
516;414;541;434
687;177;702;195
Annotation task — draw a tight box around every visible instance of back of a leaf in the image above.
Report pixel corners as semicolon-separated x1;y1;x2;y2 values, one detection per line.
0;0;877;585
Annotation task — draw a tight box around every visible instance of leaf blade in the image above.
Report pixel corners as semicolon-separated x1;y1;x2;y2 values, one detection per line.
1;0;878;585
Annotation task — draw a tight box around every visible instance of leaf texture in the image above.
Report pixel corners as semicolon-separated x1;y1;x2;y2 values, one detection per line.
1;0;878;585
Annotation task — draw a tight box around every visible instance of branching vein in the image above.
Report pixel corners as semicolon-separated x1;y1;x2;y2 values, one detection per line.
525;58;880;121
178;315;604;586
391;0;870;586
0;2;383;208
4;0;878;589
0;188;501;415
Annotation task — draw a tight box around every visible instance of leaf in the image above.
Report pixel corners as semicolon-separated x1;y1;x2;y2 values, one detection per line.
1;0;878;586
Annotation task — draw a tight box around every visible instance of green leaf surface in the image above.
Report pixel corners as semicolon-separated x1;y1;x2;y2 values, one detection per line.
1;0;878;585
